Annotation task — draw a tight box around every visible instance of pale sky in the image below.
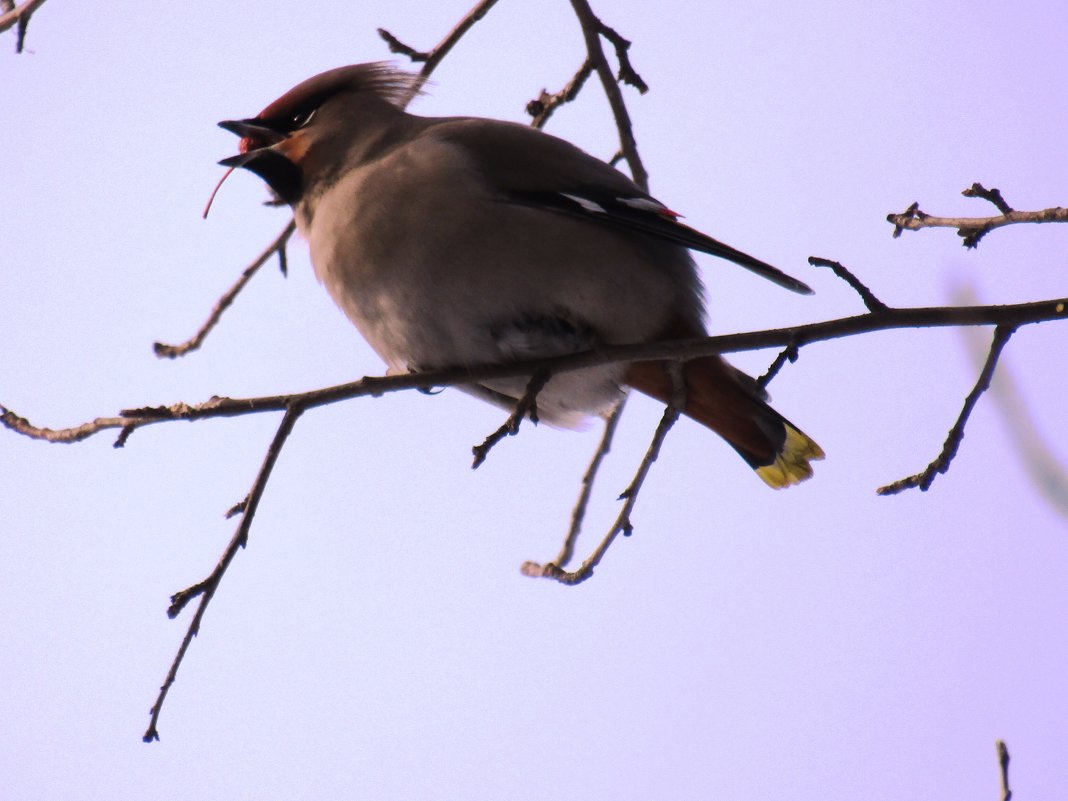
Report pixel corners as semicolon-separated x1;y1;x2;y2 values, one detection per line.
2;1;1066;799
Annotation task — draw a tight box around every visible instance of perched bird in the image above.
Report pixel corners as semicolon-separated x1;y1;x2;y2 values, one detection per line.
213;63;823;487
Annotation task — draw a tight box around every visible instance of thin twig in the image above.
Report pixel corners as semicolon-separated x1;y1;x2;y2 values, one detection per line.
381;0;502;108
568;0;649;190
527;58;594;129
954;285;1068;518
6;298;1067;448
522;365;685;585
756;341;798;390
877;325;1016;495
595;21;648;93
887;192;1067;248
143;405;304;742
808;256;889;312
154;220;296;359
963;183;1013;215
521;397;626;573
471;368;551;468
0;0;46;52
996;740;1012;801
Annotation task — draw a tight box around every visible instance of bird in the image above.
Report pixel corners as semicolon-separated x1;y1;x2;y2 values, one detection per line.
212;62;823;488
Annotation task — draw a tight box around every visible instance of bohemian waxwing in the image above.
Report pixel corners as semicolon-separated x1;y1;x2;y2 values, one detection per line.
214;63;823;487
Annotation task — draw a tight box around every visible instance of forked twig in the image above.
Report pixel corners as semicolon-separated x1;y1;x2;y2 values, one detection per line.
142;405;304;742
522;364;685;584
887;183;1068;248
878;325;1016;495
379;0;502;107
545;397;626;570
569;0;649;190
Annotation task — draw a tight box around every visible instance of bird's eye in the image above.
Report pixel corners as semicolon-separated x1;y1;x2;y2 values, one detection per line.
290;109;316;130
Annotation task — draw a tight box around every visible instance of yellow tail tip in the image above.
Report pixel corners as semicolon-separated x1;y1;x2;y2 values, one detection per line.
755;424;825;489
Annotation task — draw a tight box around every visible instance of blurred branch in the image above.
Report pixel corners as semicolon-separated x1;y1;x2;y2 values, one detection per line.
0;0;47;52
997;740;1012;801
878;325;1016;495
954;285;1068;518
6;297;1066;447
888;183;1068;248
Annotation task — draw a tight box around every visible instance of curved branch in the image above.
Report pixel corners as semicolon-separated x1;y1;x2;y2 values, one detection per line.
155;220;296;359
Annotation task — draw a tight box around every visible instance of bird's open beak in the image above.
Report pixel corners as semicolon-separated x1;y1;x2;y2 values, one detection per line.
204;118;303;218
204;119;290;218
218;119;288;148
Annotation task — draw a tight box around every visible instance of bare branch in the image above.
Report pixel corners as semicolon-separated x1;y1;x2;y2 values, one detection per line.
877;325;1016;495
522;365;685;584
527;58;594;129
954;286;1068;518
756;341;798;390
595;20;648;93
154;220;296;359
376;27;429;62
997;740;1012;801
381;0;502;108
143;405;304;742
963;182;1013;215
0;0;47;52
887;188;1068;248
471;368;552;468
808;256;889;312
523;397;626;572
568;0;649;190
6;297;1066;447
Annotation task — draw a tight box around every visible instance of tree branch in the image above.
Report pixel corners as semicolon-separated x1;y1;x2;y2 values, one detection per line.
379;0;502;108
887;184;1068;248
142;405;304;742
568;0;649;190
471;368;551;468
538;398;627;571
522;365;684;584
996;740;1012;801
877;325;1016;495
154;220;296;359
527;58;594;129
6;297;1065;447
0;0;47;52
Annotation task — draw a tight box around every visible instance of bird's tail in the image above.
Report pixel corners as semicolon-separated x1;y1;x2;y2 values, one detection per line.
625;355;824;488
